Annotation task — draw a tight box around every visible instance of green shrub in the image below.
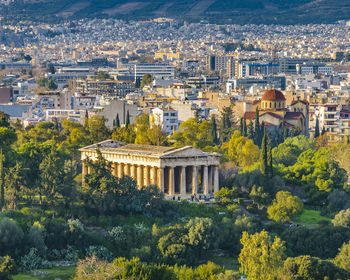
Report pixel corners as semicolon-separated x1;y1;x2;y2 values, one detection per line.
0;255;16;280
0;218;24;257
20;248;52;272
86;245;113;261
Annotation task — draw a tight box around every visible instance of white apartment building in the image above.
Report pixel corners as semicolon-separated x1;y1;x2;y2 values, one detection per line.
133;64;175;81
312;103;350;143
151;107;179;135
45;109;85;124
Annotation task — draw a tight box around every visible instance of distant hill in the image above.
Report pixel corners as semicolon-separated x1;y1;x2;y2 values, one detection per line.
2;0;350;24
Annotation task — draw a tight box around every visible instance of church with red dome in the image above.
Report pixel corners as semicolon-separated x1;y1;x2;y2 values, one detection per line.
243;89;309;135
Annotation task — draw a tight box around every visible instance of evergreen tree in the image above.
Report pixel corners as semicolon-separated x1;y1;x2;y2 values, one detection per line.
240;118;243;136
267;142;273;178
247;121;254;140
314;117;320;138
84;110;89;128
261;127;268;176
282;121;289;140
0;148;3;210
116;113;120;128
220;106;233;143
125;110;130;128
211;116;218;145
254;107;260;146
243;117;247;137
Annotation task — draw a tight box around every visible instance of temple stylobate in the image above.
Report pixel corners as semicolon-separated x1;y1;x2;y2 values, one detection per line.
80;140;220;198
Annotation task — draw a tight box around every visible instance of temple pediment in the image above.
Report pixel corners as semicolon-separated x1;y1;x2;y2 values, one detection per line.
160;146;215;158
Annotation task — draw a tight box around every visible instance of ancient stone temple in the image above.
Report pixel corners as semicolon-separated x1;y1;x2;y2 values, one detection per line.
80;140;220;198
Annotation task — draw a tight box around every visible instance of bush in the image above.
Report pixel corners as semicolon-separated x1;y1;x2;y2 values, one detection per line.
20;248;52;272
332;209;350;228
27;221;46;254
86;246;113;262
0;256;16;280
0;218;24;257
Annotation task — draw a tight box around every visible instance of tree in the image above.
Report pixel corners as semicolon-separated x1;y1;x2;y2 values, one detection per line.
243;117;247;137
125;110;130;128
272;135;315;166
334;241;350;272
170;118;214;149
88;115;111;142
281;255;350;280
254;107;261;146
261;127;268;176
247;121;254;140
227;131;260;167
0;148;3;210
238;230;286;280
140;73;153;88
267;191;304;223
220;106;233;143
267;143;273;177
314;118;320;138
115;113;120;128
211;116;218;145
332;209;350;228
5;162;24;209
0;218;24;257
96;71;110;80
39;148;65;205
0;256;16;280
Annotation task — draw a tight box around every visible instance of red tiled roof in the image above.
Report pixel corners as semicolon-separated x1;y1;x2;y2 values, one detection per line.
262;89;286;101
262;111;284;120
243;111;257;119
285;112;303;120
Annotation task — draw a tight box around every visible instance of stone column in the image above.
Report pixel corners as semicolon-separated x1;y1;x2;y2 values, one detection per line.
169;167;175;196
208;166;213;193
192;166;198;195
124;164;130;177
137;165;143;187
118;163;124;178
112;163;118;177
150;166;157;185
214;166;219;193
203;165;209;195
157;168;164;192
181;166;186;196
130;164;137;180
144;166;150;186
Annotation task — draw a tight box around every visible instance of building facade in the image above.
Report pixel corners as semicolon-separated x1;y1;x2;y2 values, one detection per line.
80;140;220;198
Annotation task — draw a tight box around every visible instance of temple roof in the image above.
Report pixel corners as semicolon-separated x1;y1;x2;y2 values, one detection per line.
80;140;218;158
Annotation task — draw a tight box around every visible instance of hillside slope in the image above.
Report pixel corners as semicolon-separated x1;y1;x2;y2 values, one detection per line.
2;0;350;24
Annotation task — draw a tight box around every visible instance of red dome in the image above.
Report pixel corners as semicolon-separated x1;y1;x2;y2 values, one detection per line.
261;89;286;101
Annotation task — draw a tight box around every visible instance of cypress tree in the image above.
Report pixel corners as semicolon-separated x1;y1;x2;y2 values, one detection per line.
125;110;130;128
267;139;273;178
261;127;268;176
243;117;247;137
240;118;243;136
116;113;120;128
247;121;254;140
254;107;260;145
113;119;116;128
282;121;288;140
259;122;265;147
314;117;320;138
84;110;89;128
0;148;4;209
211;116;218;145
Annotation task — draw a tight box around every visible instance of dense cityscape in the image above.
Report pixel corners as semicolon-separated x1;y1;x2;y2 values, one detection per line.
0;11;349;280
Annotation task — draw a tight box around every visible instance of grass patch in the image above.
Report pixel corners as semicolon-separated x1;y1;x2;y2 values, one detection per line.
13;266;76;280
295;209;331;227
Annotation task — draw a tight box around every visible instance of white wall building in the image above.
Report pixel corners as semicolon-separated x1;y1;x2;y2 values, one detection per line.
151;107;179;135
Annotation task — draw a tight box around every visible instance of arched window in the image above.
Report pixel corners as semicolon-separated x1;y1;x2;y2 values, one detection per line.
269;102;271;108
274;102;276;108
